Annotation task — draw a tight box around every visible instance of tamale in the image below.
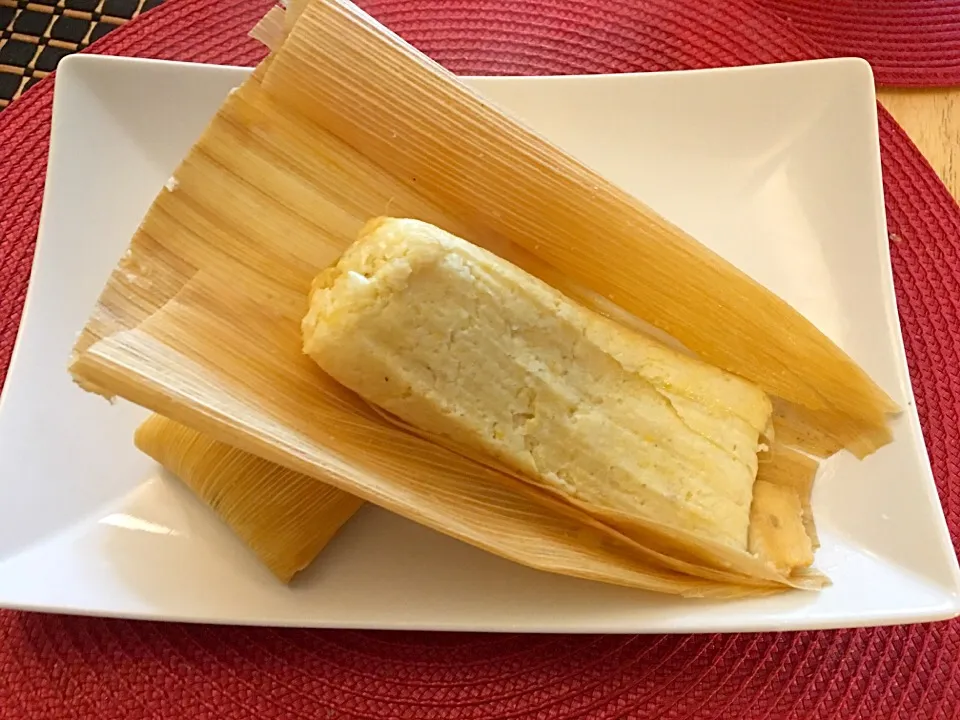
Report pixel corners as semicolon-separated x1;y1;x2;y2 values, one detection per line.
135;414;363;582
65;0;890;596
303;218;784;563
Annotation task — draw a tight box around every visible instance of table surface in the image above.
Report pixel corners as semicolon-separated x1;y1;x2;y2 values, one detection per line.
880;88;960;202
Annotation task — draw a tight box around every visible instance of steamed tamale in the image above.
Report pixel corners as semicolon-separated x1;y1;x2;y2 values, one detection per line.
67;0;889;597
135;414;363;582
303;218;780;560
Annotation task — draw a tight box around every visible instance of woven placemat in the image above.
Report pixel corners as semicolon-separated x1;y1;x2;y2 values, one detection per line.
1;0;960;718
0;0;163;109
3;0;960;111
761;0;960;87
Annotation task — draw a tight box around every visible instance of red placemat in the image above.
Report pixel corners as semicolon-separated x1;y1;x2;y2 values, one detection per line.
761;0;960;87
2;1;960;718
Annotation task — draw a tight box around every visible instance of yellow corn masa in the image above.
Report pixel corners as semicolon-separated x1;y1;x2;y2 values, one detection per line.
303;218;773;553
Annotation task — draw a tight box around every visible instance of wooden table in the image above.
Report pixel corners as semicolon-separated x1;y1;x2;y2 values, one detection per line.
880;88;960;201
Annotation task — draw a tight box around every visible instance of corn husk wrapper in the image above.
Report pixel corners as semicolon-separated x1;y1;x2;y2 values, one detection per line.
251;0;896;459
67;0;870;594
135;414;363;582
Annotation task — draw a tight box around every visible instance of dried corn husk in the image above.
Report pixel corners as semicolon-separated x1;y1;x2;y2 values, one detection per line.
135;414;363;582
372;401;825;587
136;409;820;592
248;5;286;48
67;0;876;595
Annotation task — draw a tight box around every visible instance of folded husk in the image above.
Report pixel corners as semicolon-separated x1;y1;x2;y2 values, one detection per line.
68;0;873;594
135;414;363;582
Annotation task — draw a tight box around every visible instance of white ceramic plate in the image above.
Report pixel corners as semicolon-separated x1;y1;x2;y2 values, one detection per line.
0;54;957;632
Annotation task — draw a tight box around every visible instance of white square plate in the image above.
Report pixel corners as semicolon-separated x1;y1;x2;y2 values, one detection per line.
1;54;957;632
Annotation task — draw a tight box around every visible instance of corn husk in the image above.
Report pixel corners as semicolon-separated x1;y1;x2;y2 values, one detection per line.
248;3;889;466
248;5;286;48
66;0;880;595
374;401;824;587
135;414;363;582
